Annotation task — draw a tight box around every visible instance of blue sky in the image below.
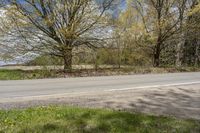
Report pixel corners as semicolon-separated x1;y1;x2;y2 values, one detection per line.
0;61;17;66
0;61;5;66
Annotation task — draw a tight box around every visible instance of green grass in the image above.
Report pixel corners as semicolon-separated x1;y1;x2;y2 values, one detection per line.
0;106;199;133
0;69;57;80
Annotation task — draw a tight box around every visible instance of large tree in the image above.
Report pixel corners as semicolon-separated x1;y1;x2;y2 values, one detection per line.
131;0;189;67
183;0;200;66
1;0;113;71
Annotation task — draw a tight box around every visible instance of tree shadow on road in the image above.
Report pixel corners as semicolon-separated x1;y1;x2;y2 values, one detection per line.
125;86;200;120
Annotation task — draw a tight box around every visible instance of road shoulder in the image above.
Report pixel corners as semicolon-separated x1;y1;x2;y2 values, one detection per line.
1;84;200;120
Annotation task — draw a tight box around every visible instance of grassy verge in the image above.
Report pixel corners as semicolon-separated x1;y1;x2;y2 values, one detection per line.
0;66;200;80
0;106;199;133
0;69;58;80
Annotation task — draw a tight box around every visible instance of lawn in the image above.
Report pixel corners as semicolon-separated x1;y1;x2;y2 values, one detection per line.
0;106;199;133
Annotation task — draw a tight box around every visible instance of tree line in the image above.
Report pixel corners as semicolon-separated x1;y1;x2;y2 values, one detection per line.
0;0;199;71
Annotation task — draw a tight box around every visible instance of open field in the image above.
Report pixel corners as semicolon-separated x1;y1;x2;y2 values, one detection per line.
0;65;94;70
0;106;200;133
0;65;113;70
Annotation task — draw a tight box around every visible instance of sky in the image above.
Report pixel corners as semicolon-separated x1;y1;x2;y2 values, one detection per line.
0;61;5;66
0;61;17;66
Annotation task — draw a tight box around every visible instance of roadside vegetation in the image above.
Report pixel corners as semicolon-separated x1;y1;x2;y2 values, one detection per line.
1;66;200;80
0;69;57;80
0;106;200;133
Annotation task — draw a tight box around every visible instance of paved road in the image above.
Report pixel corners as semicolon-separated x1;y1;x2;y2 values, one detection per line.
0;72;200;100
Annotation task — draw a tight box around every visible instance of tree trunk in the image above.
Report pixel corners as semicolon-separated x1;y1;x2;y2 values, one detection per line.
176;39;184;67
153;50;160;67
153;41;161;67
195;40;200;66
63;48;72;72
117;45;121;69
176;9;185;67
153;5;162;68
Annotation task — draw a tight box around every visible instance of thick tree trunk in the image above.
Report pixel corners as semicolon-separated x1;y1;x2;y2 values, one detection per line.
153;50;160;67
153;42;161;67
63;48;72;72
153;6;162;67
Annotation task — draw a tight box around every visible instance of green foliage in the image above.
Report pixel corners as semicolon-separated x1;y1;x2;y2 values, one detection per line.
92;47;151;67
189;3;200;16
26;56;63;66
97;49;118;65
0;106;199;133
0;69;25;80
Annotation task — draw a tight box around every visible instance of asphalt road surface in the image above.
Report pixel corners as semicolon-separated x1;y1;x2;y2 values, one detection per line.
0;72;200;100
